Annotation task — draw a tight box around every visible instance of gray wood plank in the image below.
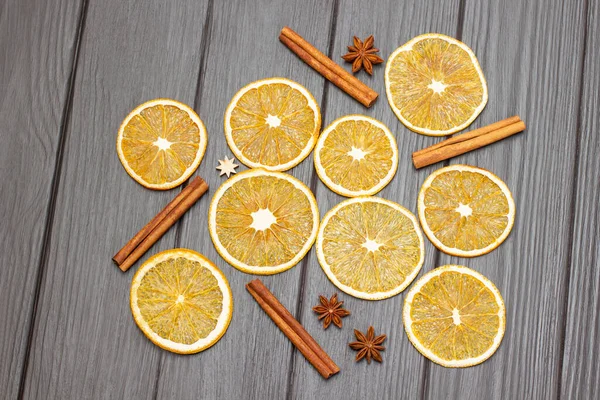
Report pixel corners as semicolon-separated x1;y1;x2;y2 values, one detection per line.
153;1;335;398
425;1;588;399
0;0;84;398
20;1;211;398
560;0;600;398
9;0;598;398
289;1;462;399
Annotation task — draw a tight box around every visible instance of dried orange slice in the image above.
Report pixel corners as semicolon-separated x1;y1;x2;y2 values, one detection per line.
224;78;321;171
385;33;487;136
403;265;505;367
208;169;319;275
117;99;207;190
316;197;424;300
130;249;233;354
418;165;515;257
314;115;398;197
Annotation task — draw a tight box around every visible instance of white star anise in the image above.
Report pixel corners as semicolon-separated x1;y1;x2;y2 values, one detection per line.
216;156;239;177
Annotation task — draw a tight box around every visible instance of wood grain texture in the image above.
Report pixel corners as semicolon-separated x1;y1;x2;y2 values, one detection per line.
560;1;600;398
288;1;462;399
0;0;84;398
4;0;598;398
153;1;335;398
19;0;210;398
425;1;588;399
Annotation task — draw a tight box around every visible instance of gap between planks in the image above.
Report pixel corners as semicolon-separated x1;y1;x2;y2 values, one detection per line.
151;1;216;399
285;1;340;398
555;0;590;397
419;1;466;398
16;0;90;398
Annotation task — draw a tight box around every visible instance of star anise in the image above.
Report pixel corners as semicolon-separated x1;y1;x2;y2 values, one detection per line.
349;326;387;363
312;294;351;329
341;35;384;75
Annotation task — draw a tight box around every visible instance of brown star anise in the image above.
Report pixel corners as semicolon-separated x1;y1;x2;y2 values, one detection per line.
312;294;351;329
341;35;384;75
349;326;387;363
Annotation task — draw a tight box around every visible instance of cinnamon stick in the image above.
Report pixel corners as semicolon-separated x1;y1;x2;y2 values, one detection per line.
279;27;378;108
412;116;526;169
246;279;339;379
113;176;208;272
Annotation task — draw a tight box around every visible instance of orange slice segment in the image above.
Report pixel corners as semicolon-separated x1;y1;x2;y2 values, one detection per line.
316;197;424;300
208;169;319;275
418;165;515;257
224;78;321;171
385;33;487;136
117;99;207;190
314;115;398;197
130;249;233;354
403;265;505;367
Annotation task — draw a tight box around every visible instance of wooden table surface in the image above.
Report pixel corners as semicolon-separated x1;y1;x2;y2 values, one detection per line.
1;0;598;398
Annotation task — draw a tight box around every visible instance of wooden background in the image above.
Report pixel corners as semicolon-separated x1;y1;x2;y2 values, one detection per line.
1;0;598;398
